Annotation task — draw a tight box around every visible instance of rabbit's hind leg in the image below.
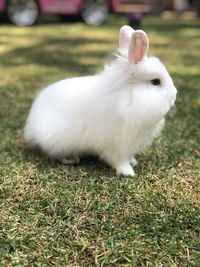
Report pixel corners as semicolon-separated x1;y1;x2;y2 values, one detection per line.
59;156;80;165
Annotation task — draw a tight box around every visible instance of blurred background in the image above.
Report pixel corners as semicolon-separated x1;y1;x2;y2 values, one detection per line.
0;0;199;27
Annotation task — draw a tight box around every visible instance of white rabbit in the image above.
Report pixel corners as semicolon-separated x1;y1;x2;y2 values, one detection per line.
24;25;177;177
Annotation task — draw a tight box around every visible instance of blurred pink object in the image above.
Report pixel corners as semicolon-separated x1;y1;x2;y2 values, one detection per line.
0;0;119;26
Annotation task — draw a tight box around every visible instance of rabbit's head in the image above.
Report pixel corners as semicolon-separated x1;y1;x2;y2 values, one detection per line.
114;25;177;127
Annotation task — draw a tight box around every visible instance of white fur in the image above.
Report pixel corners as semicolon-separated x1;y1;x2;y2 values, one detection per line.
24;26;177;176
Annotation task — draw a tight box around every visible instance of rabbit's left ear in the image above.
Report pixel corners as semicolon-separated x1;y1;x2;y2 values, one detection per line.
128;30;149;65
119;25;134;50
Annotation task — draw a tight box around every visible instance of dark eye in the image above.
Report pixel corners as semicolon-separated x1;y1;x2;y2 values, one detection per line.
151;78;161;86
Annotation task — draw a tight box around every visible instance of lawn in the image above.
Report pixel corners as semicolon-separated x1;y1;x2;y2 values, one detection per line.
0;15;200;266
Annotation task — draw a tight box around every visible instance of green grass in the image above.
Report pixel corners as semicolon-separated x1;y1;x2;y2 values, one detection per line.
0;16;200;266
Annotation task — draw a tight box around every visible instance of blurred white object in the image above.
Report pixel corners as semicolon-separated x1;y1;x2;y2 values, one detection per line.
174;0;189;11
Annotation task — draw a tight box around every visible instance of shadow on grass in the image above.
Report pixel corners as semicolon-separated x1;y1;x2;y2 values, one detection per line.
22;145;112;178
0;37;114;75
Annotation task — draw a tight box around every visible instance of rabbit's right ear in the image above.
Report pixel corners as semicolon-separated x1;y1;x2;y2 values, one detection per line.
119;25;135;50
128;30;149;65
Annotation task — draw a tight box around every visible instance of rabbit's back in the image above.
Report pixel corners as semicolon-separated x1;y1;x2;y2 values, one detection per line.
24;74;120;157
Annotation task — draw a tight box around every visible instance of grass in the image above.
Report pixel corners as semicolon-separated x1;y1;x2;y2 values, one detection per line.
0;15;200;266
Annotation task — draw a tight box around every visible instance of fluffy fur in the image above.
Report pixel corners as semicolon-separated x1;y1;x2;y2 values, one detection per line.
24;25;177;176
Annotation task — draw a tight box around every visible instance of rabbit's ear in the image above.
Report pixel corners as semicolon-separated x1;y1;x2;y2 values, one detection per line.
128;30;149;64
119;25;135;50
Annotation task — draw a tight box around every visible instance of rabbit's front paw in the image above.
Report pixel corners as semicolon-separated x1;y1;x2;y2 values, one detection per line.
116;162;135;177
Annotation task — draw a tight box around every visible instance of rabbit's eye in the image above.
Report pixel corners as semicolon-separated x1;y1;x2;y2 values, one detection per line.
151;79;161;86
